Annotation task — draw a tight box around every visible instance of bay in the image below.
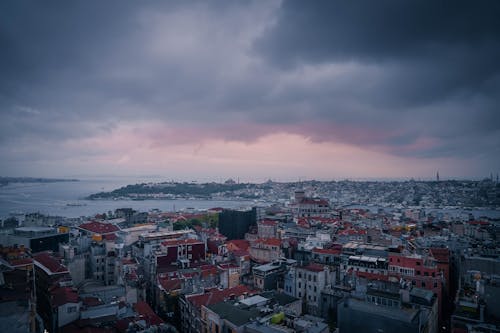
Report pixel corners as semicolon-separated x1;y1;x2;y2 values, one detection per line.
0;177;253;219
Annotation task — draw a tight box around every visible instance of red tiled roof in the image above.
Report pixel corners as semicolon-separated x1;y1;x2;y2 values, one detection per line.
161;238;203;246
430;248;450;263
51;286;79;307
226;239;250;251
79;221;119;234
82;296;103;307
134;301;164;326
254;238;281;246
8;258;33;267
231;249;250;258
218;263;240;269
468;220;489;226
34;252;68;274
259;220;278;226
301;263;325;273
187;285;255;309
158;277;182;291
201;266;218;278
299;198;329;205
312;247;341;255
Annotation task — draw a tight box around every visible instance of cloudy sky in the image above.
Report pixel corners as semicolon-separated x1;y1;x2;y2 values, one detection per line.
1;1;499;181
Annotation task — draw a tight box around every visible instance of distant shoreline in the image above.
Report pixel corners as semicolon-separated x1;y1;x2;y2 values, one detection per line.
0;177;79;187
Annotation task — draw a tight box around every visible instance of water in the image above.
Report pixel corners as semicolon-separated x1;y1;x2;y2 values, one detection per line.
0;177;253;219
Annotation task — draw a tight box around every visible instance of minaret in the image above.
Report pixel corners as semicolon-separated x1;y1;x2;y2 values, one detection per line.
436;171;440;182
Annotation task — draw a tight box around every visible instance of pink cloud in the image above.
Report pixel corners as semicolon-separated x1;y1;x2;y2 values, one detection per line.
60;122;457;180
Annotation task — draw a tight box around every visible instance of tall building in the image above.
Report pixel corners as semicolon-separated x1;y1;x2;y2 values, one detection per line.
218;208;257;240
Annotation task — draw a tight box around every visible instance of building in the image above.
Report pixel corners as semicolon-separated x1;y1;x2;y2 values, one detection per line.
218;208;257;240
33;252;73;333
89;242;117;285
202;295;267;333
77;221;120;237
253;259;296;291
50;286;81;330
388;252;444;321
292;191;331;218
179;285;256;333
338;286;438;333
157;238;206;267
249;238;283;263
451;271;500;333
218;263;241;289
257;220;278;239
0;226;69;253
289;263;334;315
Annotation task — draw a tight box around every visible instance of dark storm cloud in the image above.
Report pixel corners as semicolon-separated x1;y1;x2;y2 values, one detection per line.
253;0;500;160
0;0;499;176
0;1;269;142
256;1;500;65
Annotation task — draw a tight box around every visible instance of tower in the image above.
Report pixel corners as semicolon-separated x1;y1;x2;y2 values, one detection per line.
436;171;440;182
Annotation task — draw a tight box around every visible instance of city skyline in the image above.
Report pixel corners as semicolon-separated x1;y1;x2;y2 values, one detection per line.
1;1;499;180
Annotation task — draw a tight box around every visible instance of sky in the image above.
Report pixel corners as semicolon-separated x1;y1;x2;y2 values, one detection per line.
1;0;499;182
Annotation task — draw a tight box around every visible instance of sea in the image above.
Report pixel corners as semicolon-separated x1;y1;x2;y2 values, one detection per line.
0;177;253;219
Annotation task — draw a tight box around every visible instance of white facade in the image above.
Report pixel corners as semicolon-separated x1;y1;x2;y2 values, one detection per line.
57;301;81;328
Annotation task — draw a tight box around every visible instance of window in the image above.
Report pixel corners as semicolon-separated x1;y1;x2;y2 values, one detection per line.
298;282;301;288
432;272;435;277
416;270;421;275
299;273;302;278
421;282;426;288
416;261;421;266
314;286;317;292
314;276;317;282
308;275;311;281
314;296;317;302
188;246;192;250
67;306;77;313
424;272;429;276
298;292;301;297
433;282;438;288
